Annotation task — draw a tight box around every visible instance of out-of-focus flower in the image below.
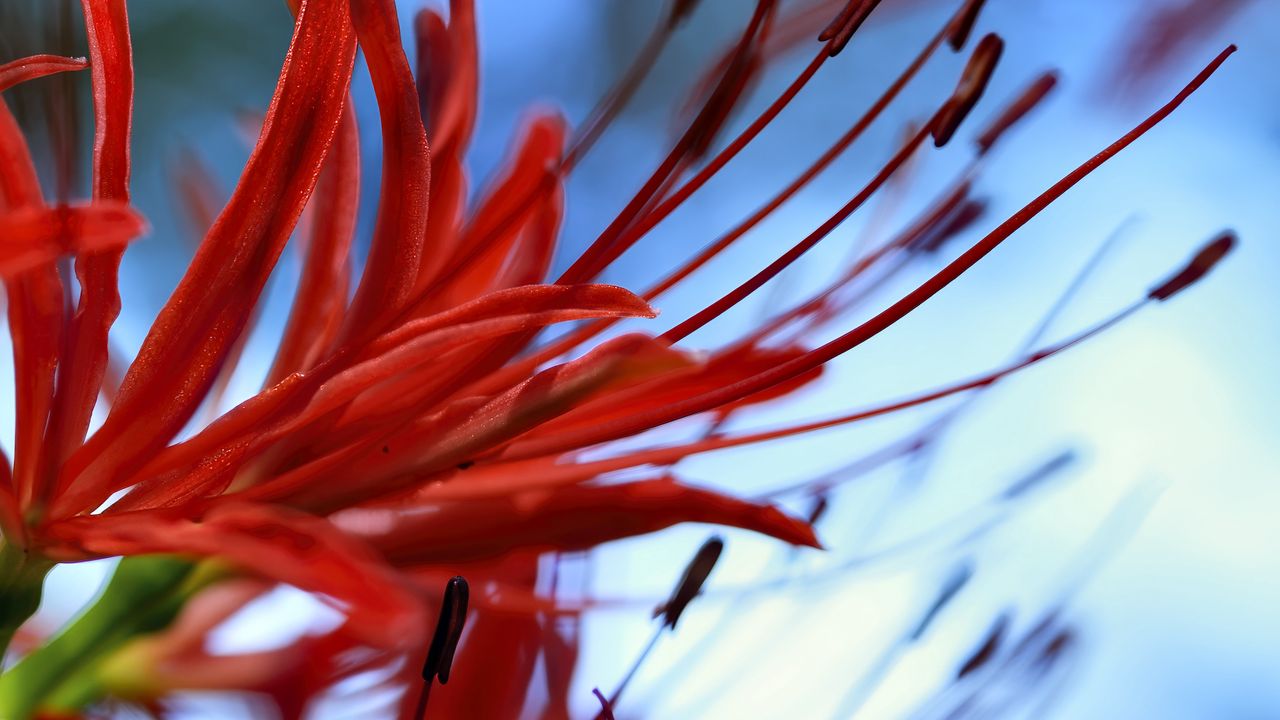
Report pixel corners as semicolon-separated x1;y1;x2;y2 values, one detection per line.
0;0;1239;717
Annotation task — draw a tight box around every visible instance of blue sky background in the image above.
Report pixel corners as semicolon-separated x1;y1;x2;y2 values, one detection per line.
3;0;1279;717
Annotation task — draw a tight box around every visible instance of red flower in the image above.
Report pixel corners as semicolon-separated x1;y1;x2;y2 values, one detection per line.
0;0;1236;716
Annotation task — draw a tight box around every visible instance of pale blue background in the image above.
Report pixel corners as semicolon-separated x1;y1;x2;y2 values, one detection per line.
3;0;1278;718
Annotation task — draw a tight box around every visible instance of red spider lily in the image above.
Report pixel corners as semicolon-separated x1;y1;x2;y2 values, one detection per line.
0;0;1237;716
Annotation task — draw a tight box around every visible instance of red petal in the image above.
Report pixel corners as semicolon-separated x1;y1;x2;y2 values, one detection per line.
335;0;432;348
421;0;478;158
512;343;821;446
266;104;360;385
113;285;653;513
277;335;692;513
0;450;24;545
41;502;423;649
43;0;136;484
53;1;360;518
0;203;145;278
336;476;819;565
415;147;467;290
422;112;567;310
0;99;61;510
0;55;88;93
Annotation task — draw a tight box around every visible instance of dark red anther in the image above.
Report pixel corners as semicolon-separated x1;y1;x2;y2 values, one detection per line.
823;0;885;57
593;688;617;720
806;493;830;526
947;0;987;51
932;33;1004;147
957;611;1010;678
1148;230;1236;301
658;536;724;629
688;50;762;161
422;576;469;684
975;71;1059;155
1037;629;1076;668
668;0;704;28
912;198;987;254
818;1;857;41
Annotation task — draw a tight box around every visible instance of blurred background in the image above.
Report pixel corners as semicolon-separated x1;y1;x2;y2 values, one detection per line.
3;0;1279;717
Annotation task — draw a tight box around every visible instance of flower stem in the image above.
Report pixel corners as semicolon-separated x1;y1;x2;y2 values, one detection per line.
0;541;52;661
0;555;199;719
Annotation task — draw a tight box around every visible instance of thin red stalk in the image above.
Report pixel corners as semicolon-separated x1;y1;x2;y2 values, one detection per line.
742;169;977;347
486;300;1144;478
562;19;675;173
482;46;1234;462
763;220;1134;501
557;0;779;285
490;6;963;384
662;121;935;343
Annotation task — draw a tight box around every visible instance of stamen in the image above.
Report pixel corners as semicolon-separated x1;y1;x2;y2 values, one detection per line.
910;563;975;641
495;227;1207;471
957;612;1012;678
668;0;705;28
558;0;777;284
806;493;830;526
661;122;935;343
947;0;987;51
933;33;1004;147
563;0;696;172
1000;450;1077;500
416;575;470;719
593;688;617;720
493;3;972;384
822;0;885;57
597;537;724;719
975;71;1058;155
1147;230;1235;300
659;536;724;629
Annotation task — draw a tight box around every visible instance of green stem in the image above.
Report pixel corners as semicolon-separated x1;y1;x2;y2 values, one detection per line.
0;555;199;719
0;541;52;661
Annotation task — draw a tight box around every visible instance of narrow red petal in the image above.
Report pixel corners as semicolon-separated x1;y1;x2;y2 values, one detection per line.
0;450;24;545
0;99;61;511
112;285;654;513
41;502;423;649
421;112;567;310
266;103;360;385
335;0;431;347
42;0;137;489
54;1;360;518
337;476;819;565
0;55;88;93
259;335;692;513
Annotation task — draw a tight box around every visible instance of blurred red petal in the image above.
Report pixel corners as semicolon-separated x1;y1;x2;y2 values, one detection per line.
0;203;145;278
42;502;423;649
338;476;819;565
